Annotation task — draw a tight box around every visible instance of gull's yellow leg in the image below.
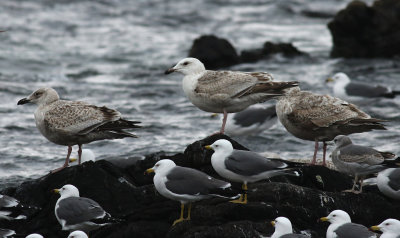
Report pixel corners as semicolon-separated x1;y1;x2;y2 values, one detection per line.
230;183;248;204
172;203;185;226
186;203;192;220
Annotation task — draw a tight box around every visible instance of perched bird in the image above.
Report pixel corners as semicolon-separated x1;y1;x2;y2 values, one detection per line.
25;234;44;238
0;194;28;220
53;184;116;232
17;87;141;173
370;219;400;238
224;105;277;137
145;159;238;226
68;230;88;238
271;216;307;238
0;229;15;237
326;72;400;100
165;57;298;134
377;168;400;200
276;87;386;165
332;135;394;193
320;210;377;238
205;139;297;204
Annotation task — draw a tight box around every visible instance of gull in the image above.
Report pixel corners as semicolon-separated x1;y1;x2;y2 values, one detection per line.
332;135;395;193
271;216;307;238
25;234;43;238
145;159;238;226
276;87;386;165
377;168;400;200
320;210;377;238
205;139;297;204
165;57;298;133
17;87;141;173
68;231;88;238
370;219;400;238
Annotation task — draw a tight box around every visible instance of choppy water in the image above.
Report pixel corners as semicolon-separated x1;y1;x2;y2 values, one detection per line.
1;0;399;189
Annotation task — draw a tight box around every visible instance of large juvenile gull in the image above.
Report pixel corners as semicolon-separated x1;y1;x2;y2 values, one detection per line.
53;184;116;232
376;168;400;200
271;217;308;238
205;139;297;204
225;105;277;136
17;87;141;173
276;87;386;165
326;72;400;101
25;234;43;238
331;135;394;193
68;230;89;238
320;210;377;238
165;57;298;134
371;219;400;238
145;159;238;226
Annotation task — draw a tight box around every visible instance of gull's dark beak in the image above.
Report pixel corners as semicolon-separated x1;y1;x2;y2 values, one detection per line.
17;98;30;105
164;68;176;75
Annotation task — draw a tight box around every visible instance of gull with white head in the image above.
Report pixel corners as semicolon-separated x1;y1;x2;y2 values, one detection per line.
370;219;400;238
271;216;307;238
67;230;88;238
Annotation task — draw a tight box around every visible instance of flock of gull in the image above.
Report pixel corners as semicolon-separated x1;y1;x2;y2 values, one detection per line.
2;57;400;237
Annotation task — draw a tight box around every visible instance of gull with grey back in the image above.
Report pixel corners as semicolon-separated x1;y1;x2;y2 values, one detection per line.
17;88;141;173
371;219;400;238
276;87;386;165
165;57;298;133
377;168;400;200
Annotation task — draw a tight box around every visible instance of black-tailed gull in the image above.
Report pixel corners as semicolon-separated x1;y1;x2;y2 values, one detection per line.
320;210;377;238
225;105;277;136
276;87;386;165
165;57;298;134
371;219;400;238
205;139;297;204
17;87;141;173
145;159;238;226
0;194;27;220
68;230;88;238
326;72;400;100
53;184;116;232
377;168;400;200
0;229;15;237
332;135;394;193
271;216;307;238
25;234;43;238
69;149;144;168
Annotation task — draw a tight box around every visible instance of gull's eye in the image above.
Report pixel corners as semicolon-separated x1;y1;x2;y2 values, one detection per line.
183;61;189;66
385;223;389;226
215;145;219;147
332;215;336;217
34;92;42;96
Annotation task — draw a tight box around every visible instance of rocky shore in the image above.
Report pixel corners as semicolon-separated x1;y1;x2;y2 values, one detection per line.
1;134;399;238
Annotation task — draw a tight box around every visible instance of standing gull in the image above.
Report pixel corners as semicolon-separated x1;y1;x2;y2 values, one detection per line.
371;219;400;238
320;210;377;238
332;135;395;193
276;87;386;165
68;231;88;238
271;216;307;238
17;87;141;173
165;57;298;133
53;184;116;232
145;159;238;226
205;139;297;204
376;168;400;200
326;72;400;100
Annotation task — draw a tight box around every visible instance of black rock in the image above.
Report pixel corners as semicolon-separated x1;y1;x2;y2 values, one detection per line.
2;135;400;238
328;0;400;58
240;41;306;63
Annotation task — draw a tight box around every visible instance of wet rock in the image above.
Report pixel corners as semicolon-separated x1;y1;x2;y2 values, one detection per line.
240;42;306;63
328;0;400;58
188;35;240;69
2;134;400;238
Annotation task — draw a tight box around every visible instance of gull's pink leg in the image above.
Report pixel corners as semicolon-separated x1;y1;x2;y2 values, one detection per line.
78;144;82;165
310;140;318;165
220;109;228;134
322;142;327;166
51;146;72;173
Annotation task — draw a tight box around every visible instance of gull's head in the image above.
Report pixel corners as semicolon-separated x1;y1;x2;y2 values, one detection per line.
205;139;234;154
26;234;44;238
326;72;350;84
53;184;80;199
320;210;351;225
70;149;96;164
165;57;206;76
146;159;176;175
271;217;293;236
68;230;88;238
371;219;400;234
17;87;59;106
333;135;353;148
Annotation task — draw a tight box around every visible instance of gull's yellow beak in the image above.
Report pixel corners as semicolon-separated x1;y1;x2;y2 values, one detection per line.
145;168;155;174
204;145;212;150
320;217;329;222
325;77;334;83
370;226;380;231
69;157;78;163
52;189;60;194
271;221;275;227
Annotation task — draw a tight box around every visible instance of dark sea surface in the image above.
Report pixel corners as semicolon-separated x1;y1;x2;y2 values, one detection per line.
1;0;399;189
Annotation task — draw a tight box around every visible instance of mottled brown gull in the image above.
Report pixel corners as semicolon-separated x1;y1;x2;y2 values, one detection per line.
165;57;298;134
17;88;141;173
276;87;386;166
